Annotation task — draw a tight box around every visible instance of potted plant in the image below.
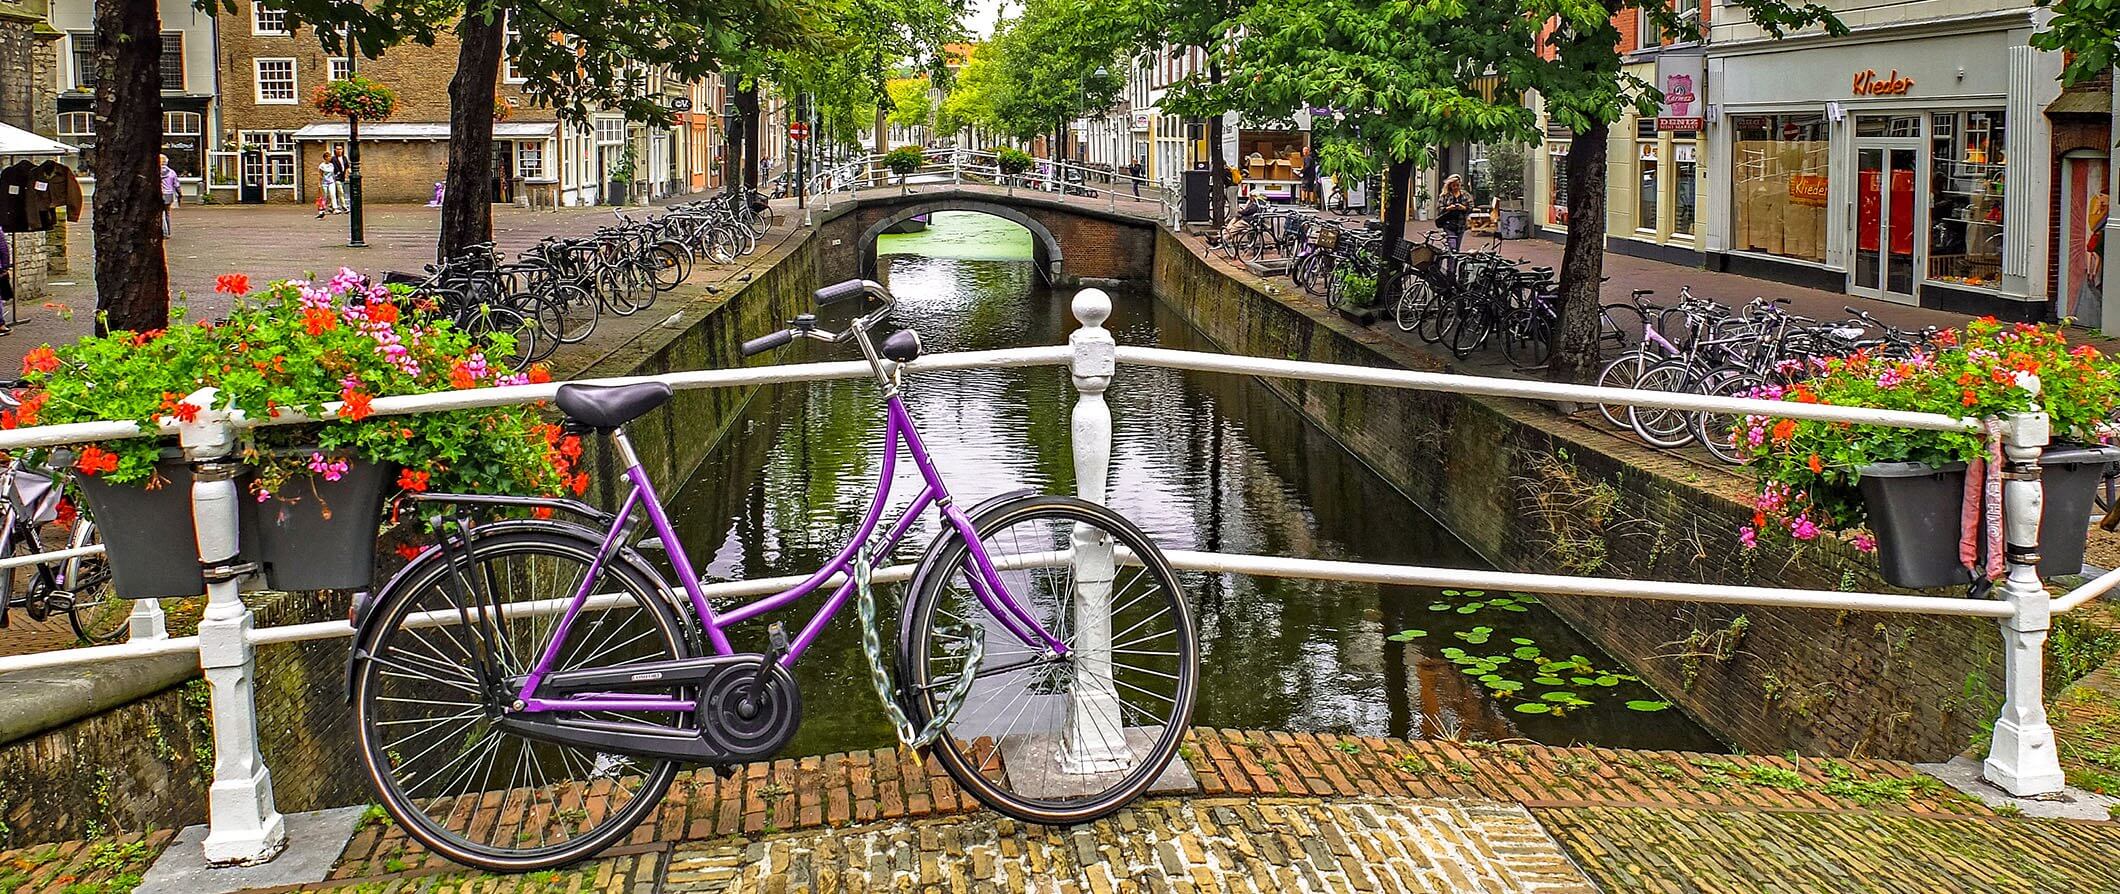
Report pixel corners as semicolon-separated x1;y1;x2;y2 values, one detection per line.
607;141;638;206
883;145;926;193
1330;271;1382;324
994;147;1033;193
1741;318;2120;589
312;75;398;122
16;271;581;597
1485;143;1532;239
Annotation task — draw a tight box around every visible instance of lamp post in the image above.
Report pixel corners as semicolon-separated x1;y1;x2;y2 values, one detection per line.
720;99;740;199
343;30;365;248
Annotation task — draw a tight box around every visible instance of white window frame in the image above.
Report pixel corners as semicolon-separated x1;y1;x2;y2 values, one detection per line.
56;111;93;142
517;141;547;180
163;111;202;137
252;3;290;36
329;57;352;82
254;58;297;104
502;13;525;84
237;130;298;190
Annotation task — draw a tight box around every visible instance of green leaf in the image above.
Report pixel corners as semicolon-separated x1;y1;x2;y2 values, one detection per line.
1386;629;1428;642
1625;700;1672;712
1513;702;1553;714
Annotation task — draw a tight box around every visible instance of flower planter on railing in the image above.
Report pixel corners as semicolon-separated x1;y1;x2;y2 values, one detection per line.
1857;445;2117;589
71;450;396;597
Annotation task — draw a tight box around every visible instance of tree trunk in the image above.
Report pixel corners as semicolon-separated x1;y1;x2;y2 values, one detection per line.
1379;157;1415;286
1551;119;1611;384
1207;60;1226;227
439;12;503;258
735;84;760;190
872;105;887;185
89;0;166;334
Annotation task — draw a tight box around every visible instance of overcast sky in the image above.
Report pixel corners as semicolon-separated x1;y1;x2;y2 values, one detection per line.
966;0;1008;36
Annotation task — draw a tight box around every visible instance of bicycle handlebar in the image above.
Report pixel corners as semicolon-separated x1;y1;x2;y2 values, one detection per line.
740;328;796;357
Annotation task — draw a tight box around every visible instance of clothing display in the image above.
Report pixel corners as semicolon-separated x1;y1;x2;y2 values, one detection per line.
0;159;83;232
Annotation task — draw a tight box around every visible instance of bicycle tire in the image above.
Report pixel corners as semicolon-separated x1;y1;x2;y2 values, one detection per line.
1600;303;1646;351
647;242;689;292
1627;360;1699;448
354;528;691;872
1692;369;1763;466
1501;311;1553;369
549;283;600;344
1393;272;1433;333
63;519;126;644
1594;349;1657;429
1447;301;1494;358
903;495;1197;826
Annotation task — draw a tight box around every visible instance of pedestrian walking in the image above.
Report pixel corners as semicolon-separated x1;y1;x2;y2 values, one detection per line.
317;159;339;218
1435;174;1474;251
158;154;179;237
1127;158;1143;198
330;148;351;212
0;220;14;335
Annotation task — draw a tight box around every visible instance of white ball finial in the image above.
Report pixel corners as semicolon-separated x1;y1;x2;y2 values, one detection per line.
1072;288;1112;328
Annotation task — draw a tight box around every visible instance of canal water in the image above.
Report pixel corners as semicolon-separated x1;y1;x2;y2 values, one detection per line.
668;211;1721;757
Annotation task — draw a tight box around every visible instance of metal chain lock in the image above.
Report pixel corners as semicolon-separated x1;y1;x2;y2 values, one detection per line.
854;545;983;754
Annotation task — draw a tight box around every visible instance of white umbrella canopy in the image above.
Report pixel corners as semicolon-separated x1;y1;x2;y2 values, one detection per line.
0;122;77;157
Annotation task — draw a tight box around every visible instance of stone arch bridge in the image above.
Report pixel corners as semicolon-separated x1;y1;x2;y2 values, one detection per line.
810;186;1162;286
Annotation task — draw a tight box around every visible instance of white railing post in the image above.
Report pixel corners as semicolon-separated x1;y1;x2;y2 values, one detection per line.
1060;288;1130;773
1984;409;2067;796
183;387;288;865
128;599;168;640
952;149;963;185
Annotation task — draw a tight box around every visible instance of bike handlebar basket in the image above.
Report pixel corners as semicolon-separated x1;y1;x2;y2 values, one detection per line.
1313;227;1340;250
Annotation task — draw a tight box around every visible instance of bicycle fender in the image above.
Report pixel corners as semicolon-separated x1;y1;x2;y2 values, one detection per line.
890;488;1042;705
342;518;692;704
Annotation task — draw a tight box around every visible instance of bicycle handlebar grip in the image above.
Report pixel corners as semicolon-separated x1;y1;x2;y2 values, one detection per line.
814;279;871;307
741;329;796;357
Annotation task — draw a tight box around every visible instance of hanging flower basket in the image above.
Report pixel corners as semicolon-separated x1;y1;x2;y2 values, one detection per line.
16;271;584;596
313;75;398;121
1741;318;2120;590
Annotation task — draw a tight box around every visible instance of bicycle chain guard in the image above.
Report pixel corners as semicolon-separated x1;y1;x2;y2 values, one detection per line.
855;545;983;755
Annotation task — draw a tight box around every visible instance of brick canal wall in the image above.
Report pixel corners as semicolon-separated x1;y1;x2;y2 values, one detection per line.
1149;227;2007;762
0;232;821;847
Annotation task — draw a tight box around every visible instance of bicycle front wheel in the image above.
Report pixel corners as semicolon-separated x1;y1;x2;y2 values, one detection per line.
903;496;1197;826
353;529;692;871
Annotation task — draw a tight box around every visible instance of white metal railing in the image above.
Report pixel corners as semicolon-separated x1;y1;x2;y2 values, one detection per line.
805;149;1179;227
0;287;2099;867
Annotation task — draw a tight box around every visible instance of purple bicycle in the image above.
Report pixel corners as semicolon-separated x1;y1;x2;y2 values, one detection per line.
349;279;1198;870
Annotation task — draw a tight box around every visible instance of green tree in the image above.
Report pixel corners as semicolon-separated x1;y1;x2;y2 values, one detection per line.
885;76;935;133
2028;0;2111;85
243;0;821;255
985;0;1134;154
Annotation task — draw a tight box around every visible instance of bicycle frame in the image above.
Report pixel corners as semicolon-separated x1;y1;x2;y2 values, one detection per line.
510;365;1070;717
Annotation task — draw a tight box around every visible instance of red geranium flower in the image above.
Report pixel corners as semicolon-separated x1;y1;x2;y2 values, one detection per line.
215;273;251;296
1771;419;1797;443
368;300;399;325
396;468;430;492
21;346;58;376
302;306;338;336
75;445;118;476
339;389;374;421
394;543;425;561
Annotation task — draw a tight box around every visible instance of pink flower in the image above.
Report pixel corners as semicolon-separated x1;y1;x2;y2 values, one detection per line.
306;451;351;483
1852;532;1877;553
1789;514;1820;542
1738;526;1759;550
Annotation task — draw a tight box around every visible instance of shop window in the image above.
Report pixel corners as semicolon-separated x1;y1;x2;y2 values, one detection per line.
1546;140;1571;225
1637;141;1659;232
518;142;546;180
238;130;296;187
1673;142;1697;235
1928;110;2006;290
1730;113;1829;263
56;112;93;142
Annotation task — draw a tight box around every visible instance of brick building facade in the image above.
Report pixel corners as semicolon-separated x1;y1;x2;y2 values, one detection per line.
0;0;60;299
212;0;721;207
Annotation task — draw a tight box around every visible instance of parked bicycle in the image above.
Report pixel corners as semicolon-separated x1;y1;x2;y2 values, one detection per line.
349;279;1200;870
0;386;118;643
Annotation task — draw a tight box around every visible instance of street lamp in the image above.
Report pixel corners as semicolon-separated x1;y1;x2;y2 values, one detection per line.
720;100;741;198
342;28;366;248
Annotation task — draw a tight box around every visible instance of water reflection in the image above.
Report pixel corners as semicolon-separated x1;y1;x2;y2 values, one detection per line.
666;212;1722;756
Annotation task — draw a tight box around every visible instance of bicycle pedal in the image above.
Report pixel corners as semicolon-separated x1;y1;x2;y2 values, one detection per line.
767;622;790;657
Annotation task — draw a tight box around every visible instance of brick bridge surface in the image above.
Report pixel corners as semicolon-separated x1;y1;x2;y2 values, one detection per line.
810;184;1162;286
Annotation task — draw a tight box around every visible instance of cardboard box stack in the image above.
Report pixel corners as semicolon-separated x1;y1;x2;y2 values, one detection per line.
1733;140;1829;262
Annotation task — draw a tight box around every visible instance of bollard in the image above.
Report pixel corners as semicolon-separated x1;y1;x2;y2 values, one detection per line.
1059;288;1130;772
127;599;168;640
182;387;288;865
1983;410;2067;795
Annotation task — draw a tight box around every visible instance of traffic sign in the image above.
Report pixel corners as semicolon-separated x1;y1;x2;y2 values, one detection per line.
670;96;693;113
789;122;810;141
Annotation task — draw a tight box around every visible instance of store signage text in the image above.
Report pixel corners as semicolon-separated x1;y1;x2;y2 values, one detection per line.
1851;69;1915;96
1788;173;1829;207
1655;53;1705;132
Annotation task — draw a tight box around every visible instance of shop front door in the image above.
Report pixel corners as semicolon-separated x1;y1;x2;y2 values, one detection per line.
1852;143;1922;304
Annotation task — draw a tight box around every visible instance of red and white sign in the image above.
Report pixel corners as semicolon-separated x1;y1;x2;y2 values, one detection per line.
1654;53;1704;132
788;122;810;142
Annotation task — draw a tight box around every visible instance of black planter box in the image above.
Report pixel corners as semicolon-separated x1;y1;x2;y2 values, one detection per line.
251;457;395;591
73;453;393;598
1857;444;2119;589
1336;305;1382;326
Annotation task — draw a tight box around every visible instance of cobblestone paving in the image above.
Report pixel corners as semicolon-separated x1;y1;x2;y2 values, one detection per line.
1535;804;2120;893
661;797;1595;894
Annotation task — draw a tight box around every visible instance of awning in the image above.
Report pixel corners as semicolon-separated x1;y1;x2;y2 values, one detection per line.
0;122;77;157
2047;87;2112;118
290;121;560;141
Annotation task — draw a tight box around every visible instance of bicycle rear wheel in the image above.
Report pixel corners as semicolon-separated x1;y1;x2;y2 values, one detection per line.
63;519;126;644
1628;360;1699;448
353;529;692;871
1393;272;1433;333
903;496;1197;826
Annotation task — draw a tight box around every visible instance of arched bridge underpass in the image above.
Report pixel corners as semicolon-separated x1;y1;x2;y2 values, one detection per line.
810;186;1162;286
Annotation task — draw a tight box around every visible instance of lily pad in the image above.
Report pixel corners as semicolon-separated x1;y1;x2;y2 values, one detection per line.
1594;675;1621;687
1512;702;1552;714
1486;679;1525;693
1533;676;1566;686
1386;629;1428;642
1455;604;1481;614
1512;646;1542;660
1625;700;1672;712
1497;603;1529;612
1428;603;1453;612
1510;637;1536;646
